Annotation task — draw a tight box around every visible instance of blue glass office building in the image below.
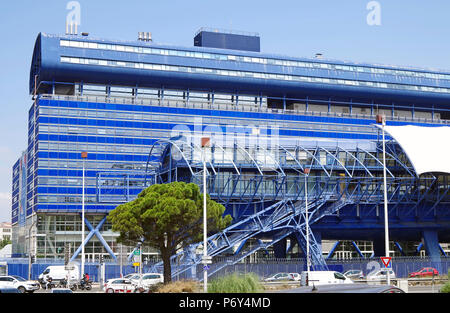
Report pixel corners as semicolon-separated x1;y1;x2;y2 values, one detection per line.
11;30;450;262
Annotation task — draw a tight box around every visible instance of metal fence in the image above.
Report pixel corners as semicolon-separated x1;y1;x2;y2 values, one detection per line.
203;256;450;280
2;256;449;282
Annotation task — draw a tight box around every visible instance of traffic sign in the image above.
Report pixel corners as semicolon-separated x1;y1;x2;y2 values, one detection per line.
133;262;140;267
380;257;392;268
133;250;140;256
202;255;212;264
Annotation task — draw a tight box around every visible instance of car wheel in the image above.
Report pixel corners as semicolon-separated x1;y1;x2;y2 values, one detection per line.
106;288;114;293
18;286;26;293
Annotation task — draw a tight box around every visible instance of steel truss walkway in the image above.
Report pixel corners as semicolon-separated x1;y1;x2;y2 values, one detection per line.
94;134;449;279
135;134;447;279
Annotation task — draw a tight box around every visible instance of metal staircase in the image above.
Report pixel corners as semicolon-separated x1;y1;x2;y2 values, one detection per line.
150;193;353;279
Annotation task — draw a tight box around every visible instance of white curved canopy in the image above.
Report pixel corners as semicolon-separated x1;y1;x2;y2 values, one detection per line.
378;125;450;176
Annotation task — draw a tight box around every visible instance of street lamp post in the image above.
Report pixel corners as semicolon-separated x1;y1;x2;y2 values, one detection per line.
377;114;390;285
27;216;37;280
81;151;88;279
201;137;209;293
304;167;311;279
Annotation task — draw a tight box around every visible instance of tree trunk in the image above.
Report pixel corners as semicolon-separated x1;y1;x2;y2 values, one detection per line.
161;250;172;284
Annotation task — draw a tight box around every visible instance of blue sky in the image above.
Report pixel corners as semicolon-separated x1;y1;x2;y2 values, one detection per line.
0;0;449;222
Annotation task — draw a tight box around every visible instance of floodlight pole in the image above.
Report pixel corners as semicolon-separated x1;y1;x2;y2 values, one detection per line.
203;145;208;293
27;215;37;280
378;115;391;286
81;151;87;279
304;168;311;277
200;137;212;293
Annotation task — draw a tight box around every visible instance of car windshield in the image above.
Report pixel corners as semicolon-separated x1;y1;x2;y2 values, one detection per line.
11;276;26;281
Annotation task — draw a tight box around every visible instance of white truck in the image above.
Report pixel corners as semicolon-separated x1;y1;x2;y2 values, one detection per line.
38;265;80;283
300;271;354;286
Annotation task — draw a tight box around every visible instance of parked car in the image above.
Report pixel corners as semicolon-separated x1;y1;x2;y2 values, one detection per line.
408;267;439;278
103;278;137;293
126;273;142;283
289;273;301;281
343;269;365;280
0;275;40;293
264;272;292;282
139;273;164;288
124;273;140;279
366;269;396;281
300;271;354;286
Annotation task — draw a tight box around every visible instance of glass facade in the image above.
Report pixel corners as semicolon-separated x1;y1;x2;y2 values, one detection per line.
60;56;450;95
60;39;450;81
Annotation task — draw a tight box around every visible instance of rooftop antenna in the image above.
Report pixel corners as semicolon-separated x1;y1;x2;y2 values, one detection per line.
138;32;152;42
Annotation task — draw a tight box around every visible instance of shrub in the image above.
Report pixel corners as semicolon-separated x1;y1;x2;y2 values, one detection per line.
156;280;199;293
208;273;264;293
440;281;450;293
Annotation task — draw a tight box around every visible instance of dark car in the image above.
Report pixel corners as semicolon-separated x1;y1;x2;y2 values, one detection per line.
409;267;439;278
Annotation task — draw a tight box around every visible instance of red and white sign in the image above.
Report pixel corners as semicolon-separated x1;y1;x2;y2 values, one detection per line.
380;257;392;268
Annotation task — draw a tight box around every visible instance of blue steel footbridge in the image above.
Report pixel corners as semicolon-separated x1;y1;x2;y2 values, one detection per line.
109;131;450;279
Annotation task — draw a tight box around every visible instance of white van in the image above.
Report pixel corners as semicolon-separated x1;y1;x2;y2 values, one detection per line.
39;265;80;282
300;271;354;286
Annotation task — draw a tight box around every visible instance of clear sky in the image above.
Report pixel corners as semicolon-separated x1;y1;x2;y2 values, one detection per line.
0;0;449;222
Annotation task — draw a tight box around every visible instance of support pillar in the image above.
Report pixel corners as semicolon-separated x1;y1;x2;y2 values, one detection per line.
313;231;323;257
351;241;365;258
70;215;117;262
422;230;442;273
273;238;287;258
326;241;341;259
372;236;385;257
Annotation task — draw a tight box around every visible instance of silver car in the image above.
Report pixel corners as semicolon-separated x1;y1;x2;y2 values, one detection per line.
343;270;364;280
264;272;292;282
366;269;396;281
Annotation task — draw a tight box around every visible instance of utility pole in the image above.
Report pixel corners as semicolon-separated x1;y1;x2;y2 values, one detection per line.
27;215;37;280
377;114;390;286
137;240;143;288
201;137;212;293
81;151;87;279
304;167;311;280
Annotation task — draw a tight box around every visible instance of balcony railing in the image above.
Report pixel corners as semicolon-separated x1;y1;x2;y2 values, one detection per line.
39;94;450;125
